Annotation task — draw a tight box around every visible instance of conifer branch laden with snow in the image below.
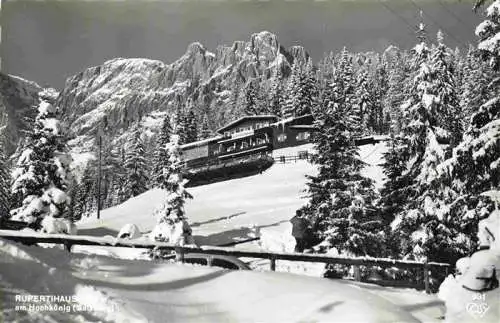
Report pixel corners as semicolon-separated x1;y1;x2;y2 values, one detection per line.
10;99;73;224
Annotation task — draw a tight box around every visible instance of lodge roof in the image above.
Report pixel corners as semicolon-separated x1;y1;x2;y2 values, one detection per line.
180;136;222;150
216;115;279;134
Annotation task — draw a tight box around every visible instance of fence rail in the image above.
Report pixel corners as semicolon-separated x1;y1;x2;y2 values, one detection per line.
0;229;450;293
273;151;310;164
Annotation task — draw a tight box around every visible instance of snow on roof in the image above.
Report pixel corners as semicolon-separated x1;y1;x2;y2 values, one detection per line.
288;125;317;130
270;114;314;128
180;136;223;149
216;115;279;134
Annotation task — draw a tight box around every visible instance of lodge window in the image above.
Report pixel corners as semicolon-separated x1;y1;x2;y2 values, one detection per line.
241;142;249;149
277;134;287;142
296;132;310;141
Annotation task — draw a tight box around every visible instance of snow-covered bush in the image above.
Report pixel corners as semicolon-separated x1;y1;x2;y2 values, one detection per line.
117;224;141;239
10;99;73;224
40;216;77;235
258;224;295;253
150;219;194;246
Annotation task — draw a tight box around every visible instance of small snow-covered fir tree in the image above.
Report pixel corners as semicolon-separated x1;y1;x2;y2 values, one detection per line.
186;109;198;144
430;31;462;146
124;129;149;198
281;61;302;118
268;68;284;117
153;134;192;226
295;58;319;117
353;70;373;133
198;113;212;140
243;80;262;116
0;140;10;218
152;115;172;187
10;99;73;223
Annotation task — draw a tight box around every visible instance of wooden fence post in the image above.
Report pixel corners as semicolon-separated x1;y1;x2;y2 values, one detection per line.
175;247;185;263
353;265;361;282
424;262;430;294
270;256;276;271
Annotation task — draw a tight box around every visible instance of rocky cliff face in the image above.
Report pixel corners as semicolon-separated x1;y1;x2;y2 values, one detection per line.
0;73;42;156
56;31;310;153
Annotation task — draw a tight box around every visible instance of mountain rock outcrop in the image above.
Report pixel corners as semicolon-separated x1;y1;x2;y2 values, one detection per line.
56;31;309;153
0;73;41;156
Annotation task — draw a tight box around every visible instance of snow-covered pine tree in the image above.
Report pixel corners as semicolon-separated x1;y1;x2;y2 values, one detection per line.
389;29;470;262
430;31;462;146
353;70;373;134
383;50;412;135
459;46;492;133
475;0;500;69
103;146;127;207
10;99;73;224
0;141;10;218
281;61;302;118
298;54;383;257
243;80;261;116
154;134;192;225
295;58;319;117
268;68;284;117
198;113;212;140
152;115;172;188
174;104;188;145
434;0;500;243
186;109;198;144
371;57;389;133
124;129;149;198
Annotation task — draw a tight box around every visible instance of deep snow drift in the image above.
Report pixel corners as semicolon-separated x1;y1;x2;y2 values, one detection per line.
0;237;443;323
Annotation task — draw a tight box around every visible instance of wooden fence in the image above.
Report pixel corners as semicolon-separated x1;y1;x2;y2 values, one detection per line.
0;230;450;293
273;151;310;164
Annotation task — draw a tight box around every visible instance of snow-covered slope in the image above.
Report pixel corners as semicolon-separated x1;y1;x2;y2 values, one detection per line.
79;144;317;246
78;142;388;249
0;237;438;323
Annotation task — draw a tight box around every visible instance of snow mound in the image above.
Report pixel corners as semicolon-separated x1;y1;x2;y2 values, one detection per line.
41;216;77;235
117;224;142;239
0;238;147;322
259;222;295;253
